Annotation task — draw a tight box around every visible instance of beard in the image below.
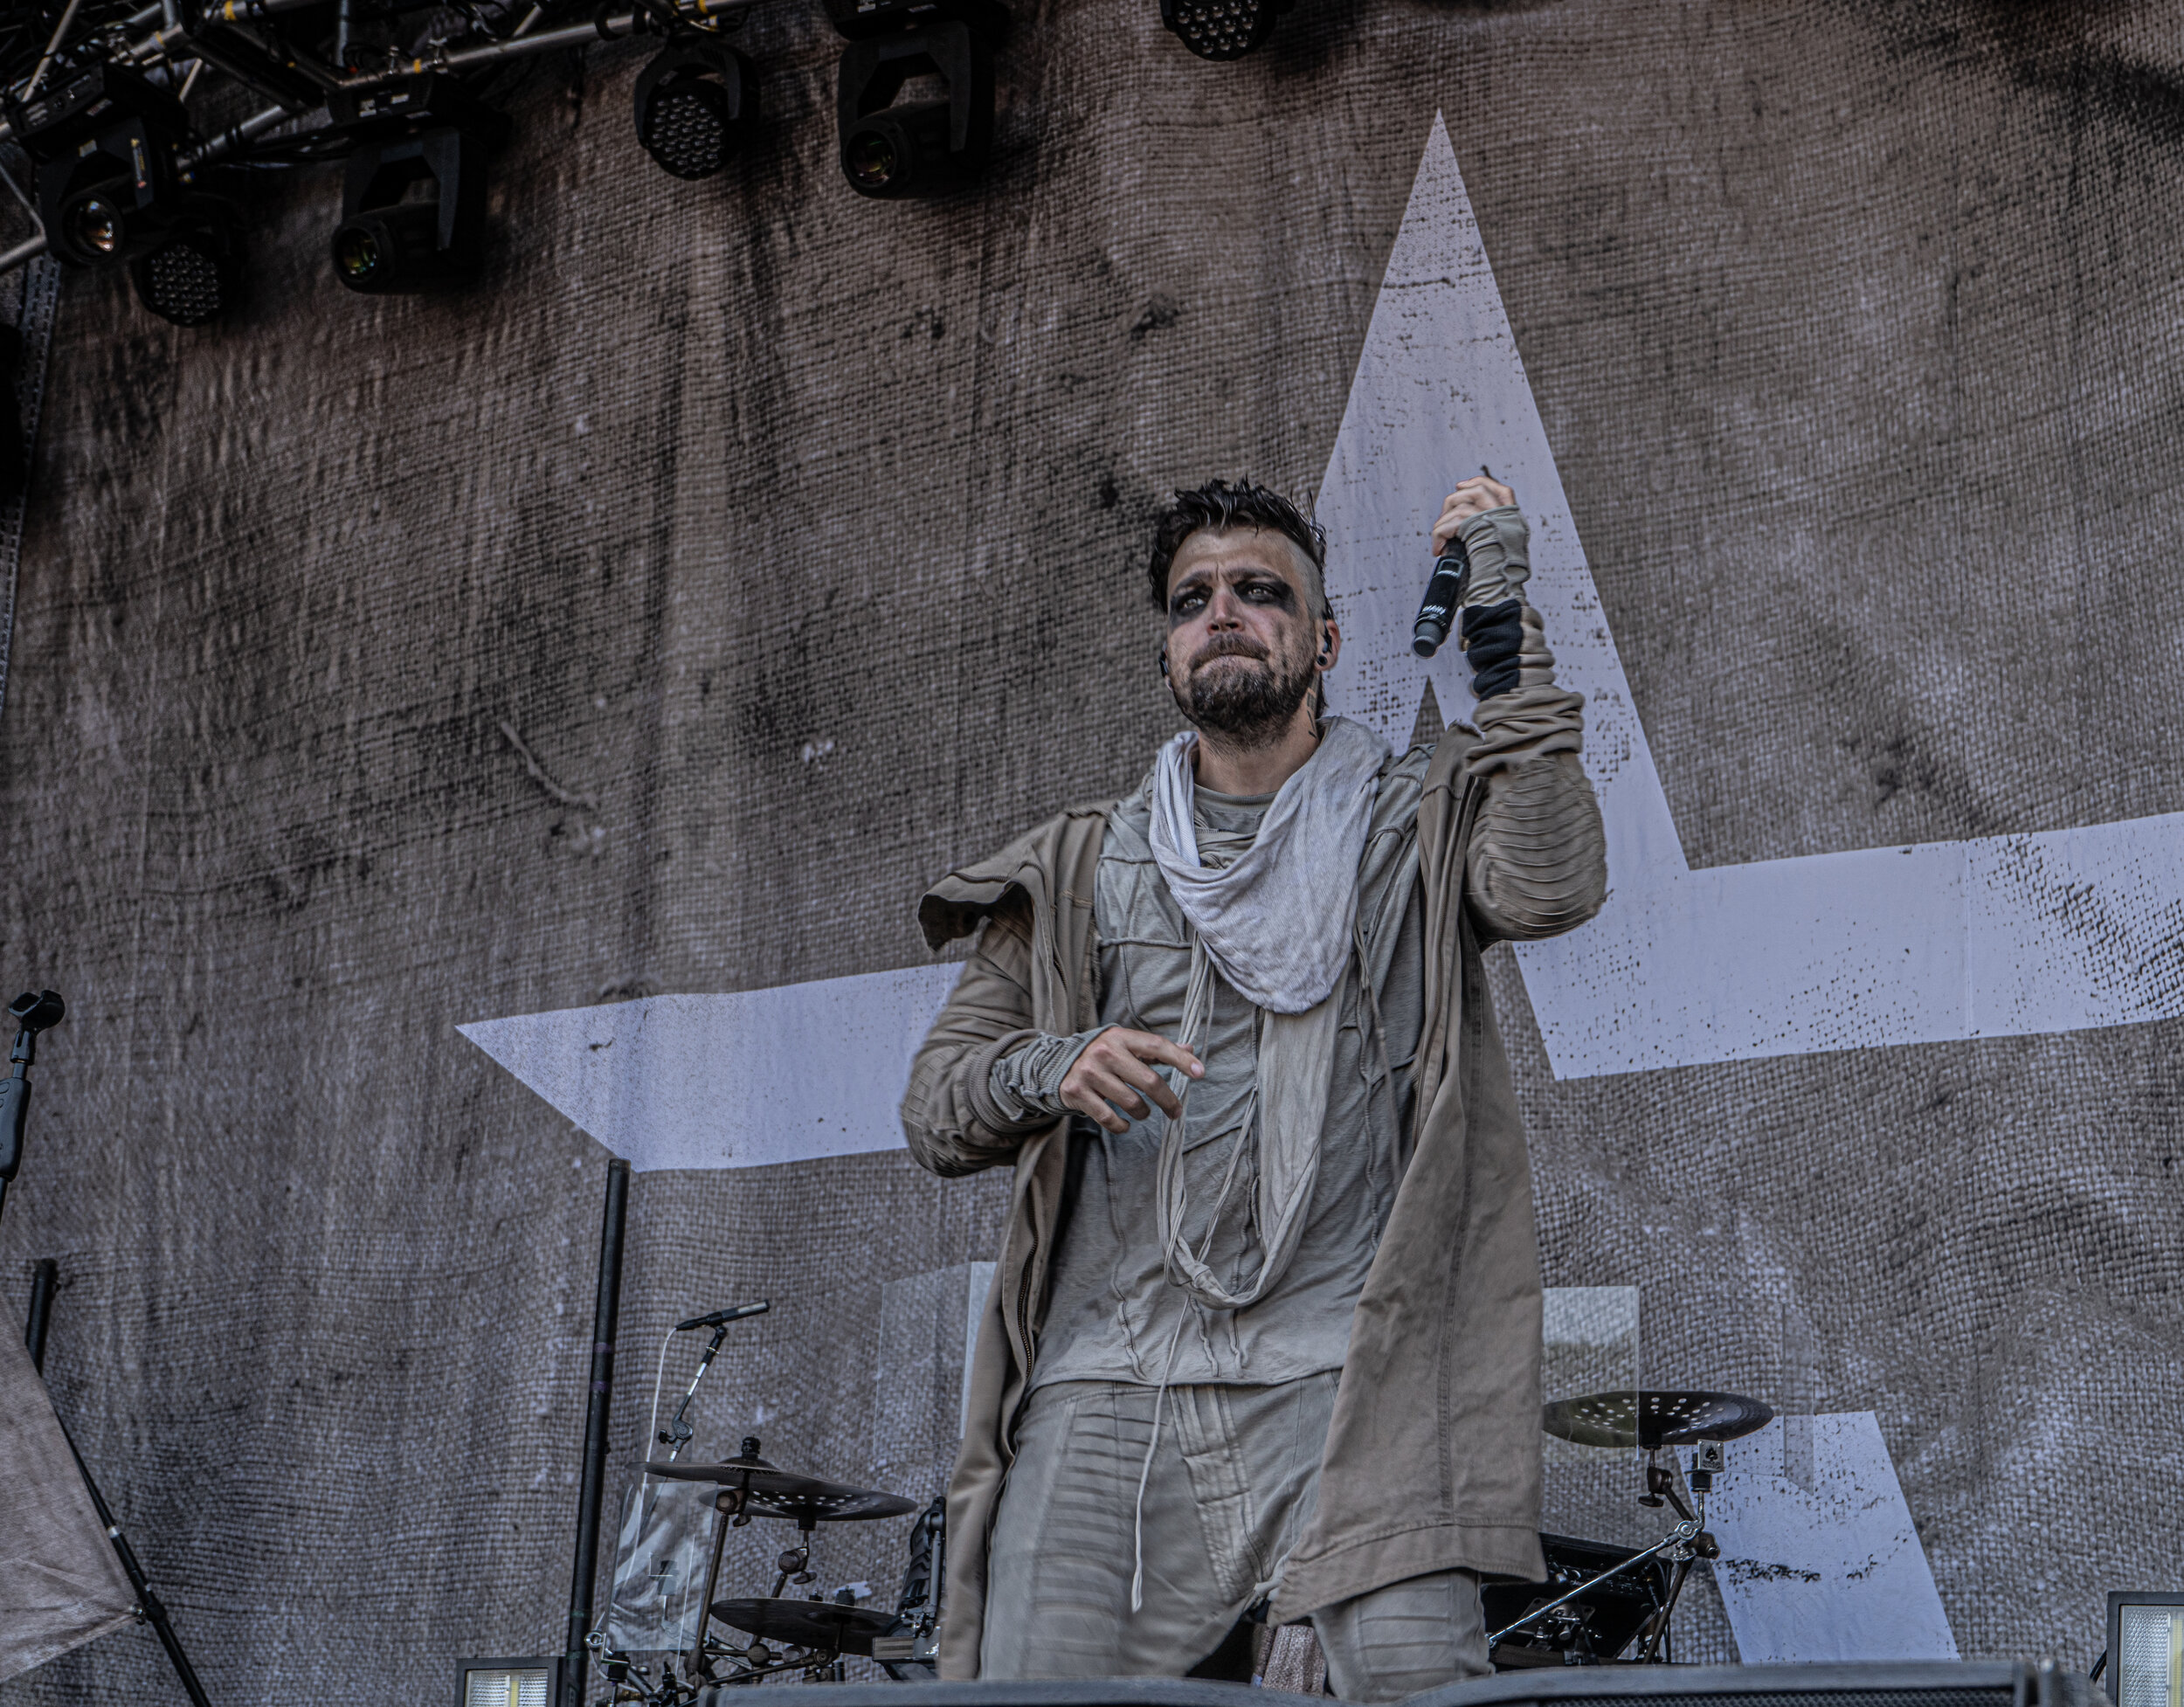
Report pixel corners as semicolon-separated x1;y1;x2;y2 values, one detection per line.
1174;632;1317;744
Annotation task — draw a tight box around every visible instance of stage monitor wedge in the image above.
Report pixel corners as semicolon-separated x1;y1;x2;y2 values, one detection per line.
717;1661;2102;1707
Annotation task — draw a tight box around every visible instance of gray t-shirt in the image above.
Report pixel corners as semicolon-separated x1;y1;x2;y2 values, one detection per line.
987;747;1434;1388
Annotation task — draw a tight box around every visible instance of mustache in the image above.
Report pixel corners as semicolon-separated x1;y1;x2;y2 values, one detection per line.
1188;633;1271;671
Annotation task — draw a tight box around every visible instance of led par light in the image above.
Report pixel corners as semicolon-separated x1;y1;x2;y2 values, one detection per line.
1159;0;1294;60
826;0;1007;199
2106;1595;2184;1707
634;39;758;180
130;209;245;327
455;1656;560;1707
5;64;192;268
326;78;508;295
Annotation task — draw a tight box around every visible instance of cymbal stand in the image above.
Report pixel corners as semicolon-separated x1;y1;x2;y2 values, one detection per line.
697;1633;846;1687
688;1441;762;1683
1634;1447;1722;1662
904;1497;945;1660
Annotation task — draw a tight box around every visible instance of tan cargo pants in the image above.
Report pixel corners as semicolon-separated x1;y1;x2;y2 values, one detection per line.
979;1376;1489;1700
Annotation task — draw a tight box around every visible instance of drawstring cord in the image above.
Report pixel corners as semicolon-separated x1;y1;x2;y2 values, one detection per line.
1130;945;1249;1613
1129;1310;1188;1614
1128;930;1378;1617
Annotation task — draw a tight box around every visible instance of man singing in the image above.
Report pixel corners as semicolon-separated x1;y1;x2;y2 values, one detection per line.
900;476;1607;1699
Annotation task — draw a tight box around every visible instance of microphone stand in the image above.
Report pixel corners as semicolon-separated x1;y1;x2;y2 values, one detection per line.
56;1405;216;1707
0;988;63;1228
5;982;214;1707
653;1302;768;1465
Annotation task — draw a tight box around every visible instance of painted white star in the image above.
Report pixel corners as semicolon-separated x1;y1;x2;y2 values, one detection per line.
464;115;2184;1171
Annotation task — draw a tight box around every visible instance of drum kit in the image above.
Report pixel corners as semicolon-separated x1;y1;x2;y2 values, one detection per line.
588;1301;944;1701
592;1292;1777;1692
595;1441;935;1696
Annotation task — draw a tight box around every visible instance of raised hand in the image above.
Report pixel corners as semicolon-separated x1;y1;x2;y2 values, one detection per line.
1429;474;1517;553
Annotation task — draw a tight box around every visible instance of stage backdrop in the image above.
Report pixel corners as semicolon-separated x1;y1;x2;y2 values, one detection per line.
2;1;2181;1700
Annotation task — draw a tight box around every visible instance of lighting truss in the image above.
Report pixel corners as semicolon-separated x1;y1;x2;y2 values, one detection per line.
0;0;764;306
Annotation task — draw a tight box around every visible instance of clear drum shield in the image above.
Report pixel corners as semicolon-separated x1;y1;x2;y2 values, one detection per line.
603;1475;720;1655
1538;1284;1645;1546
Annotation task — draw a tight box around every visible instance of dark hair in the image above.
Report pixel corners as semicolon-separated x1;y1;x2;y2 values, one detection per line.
1145;479;1329;619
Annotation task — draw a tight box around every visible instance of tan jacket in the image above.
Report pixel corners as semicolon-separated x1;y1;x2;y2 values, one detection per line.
900;729;1607;1678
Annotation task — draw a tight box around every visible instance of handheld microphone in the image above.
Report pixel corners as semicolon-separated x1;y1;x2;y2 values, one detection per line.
677;1300;770;1330
1412;541;1470;658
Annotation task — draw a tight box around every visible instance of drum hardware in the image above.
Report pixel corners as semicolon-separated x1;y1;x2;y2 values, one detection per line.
1483;1532;1672;1668
705;1596;898;1658
631;1436;920;1687
871;1495;947;1680
1540;1389;1774;1451
644;1449;921;1524
586;1634;699;1704
1488;1513;1709;1658
1493;1389;1769;1664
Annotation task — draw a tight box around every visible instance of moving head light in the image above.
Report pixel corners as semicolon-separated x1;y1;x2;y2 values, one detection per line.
634;38;759;180
326;77;509;295
7;63;246;326
825;0;1008;200
6;64;191;268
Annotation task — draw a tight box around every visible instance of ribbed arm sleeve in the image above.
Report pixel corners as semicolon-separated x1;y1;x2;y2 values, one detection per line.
899;902;1060;1177
986;1027;1109;1123
1462;604;1608;942
1467;750;1607;942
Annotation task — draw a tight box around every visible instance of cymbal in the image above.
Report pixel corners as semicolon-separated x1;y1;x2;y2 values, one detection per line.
1541;1390;1775;1449
708;1597;897;1657
646;1455;918;1523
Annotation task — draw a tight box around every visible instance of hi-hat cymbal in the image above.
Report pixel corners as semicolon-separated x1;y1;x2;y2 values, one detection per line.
646;1455;918;1523
708;1597;897;1657
1541;1390;1775;1449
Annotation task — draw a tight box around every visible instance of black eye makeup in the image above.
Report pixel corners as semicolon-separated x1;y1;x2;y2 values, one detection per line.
1167;571;1295;624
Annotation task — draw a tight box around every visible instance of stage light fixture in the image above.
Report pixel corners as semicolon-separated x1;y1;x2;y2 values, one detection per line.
634;39;758;180
5;64;192;268
129;212;245;328
826;0;1009;200
326;78;508;295
455;1656;560;1707
2105;1595;2184;1707
1159;0;1294;60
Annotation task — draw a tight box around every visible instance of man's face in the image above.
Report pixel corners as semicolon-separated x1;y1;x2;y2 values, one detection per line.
1163;528;1333;746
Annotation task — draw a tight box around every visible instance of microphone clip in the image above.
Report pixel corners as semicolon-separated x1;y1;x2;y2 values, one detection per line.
677;1300;770;1331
